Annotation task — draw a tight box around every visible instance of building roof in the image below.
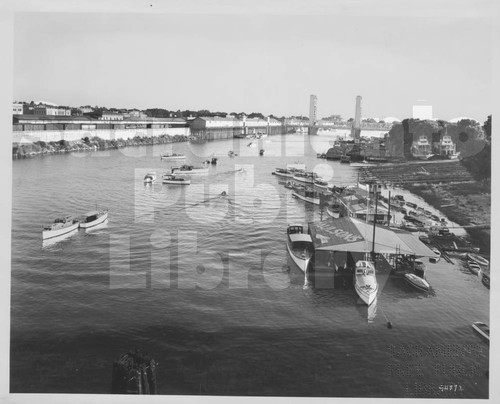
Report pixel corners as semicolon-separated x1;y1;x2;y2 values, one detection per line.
308;217;436;256
13;115;187;124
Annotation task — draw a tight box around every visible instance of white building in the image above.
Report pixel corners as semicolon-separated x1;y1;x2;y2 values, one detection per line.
13;103;23;114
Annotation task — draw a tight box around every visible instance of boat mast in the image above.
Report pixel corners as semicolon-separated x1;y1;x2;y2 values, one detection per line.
371;191;379;261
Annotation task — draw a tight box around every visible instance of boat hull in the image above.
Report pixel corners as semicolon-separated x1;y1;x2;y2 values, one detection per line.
42;221;79;240
292;191;320;205
286;240;310;273
79;211;108;229
404;273;430;292
172;168;208;175
354;283;378;305
326;206;340;218
162;179;191;185
466;253;489;267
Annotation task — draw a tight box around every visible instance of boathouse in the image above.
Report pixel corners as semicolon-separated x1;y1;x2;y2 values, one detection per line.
307;217;435;288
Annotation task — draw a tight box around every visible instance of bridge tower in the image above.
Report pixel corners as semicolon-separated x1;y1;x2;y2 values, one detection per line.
308;94;318;135
351;95;362;142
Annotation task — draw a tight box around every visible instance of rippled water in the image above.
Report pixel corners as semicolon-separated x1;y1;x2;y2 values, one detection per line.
11;133;489;397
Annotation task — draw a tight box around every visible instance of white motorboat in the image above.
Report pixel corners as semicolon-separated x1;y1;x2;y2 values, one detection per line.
404;273;430;292
292;187;320;205
354;260;378;306
162;174;191;185
144;172;157;183
42;216;79;240
79;210;108;229
160;153;186;160
171;165;209;175
466;260;481;275
466;253;489;267
293;171;318;185
472;322;490;342
286;224;314;273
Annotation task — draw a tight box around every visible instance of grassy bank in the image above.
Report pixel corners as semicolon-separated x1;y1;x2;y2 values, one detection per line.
12;134;189;159
405;182;490;254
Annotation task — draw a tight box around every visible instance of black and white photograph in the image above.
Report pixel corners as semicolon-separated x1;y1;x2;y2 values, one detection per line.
1;0;497;402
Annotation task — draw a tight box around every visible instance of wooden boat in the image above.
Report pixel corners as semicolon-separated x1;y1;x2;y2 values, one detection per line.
354;260;378;305
286;224;314;273
472;322;490;342
466;260;481;275
326;202;341;219
293;171;318;185
79;210;108;229
292;187;320;205
429;248;441;263
160;153;185;160
144;172;157;183
466;253;489;267
404;273;430;292
162;174;191;185
481;271;490;289
171;165;209;175
313;178;329;189
42;216;79;240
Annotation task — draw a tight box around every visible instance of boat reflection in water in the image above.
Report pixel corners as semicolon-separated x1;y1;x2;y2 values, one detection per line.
367;296;378;323
42;228;79;248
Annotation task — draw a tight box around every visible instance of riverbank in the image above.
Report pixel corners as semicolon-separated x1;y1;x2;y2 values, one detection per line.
12;134;189;159
405;182;490;254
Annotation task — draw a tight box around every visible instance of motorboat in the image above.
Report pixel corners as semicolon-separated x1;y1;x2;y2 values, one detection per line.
286;224;314;273
273;164;306;178
160;152;186;160
79;210;108;229
466;253;489;267
42;216;79;240
404;273;430;292
314;178;329;189
472;322;490;342
326;201;341;218
144;172;157;183
162;174;191;185
292;187;320;205
171;165;209;175
292;171;318;185
466;260;481;275
354;260;378;306
429;248;441;263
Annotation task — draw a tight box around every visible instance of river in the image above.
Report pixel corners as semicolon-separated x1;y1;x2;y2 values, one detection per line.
10;132;489;397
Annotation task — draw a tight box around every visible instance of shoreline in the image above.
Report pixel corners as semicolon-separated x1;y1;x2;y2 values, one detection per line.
12;134;189;159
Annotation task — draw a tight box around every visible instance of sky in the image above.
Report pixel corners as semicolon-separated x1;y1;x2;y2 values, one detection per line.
12;0;496;121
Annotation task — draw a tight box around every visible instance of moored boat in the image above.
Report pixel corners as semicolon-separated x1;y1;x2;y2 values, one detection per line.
144;172;157;183
480;271;490;288
354;260;378;305
472;322;490;342
466;260;481;275
79;210;108;229
171;165;209;175
314;178;329;189
293;171;318;184
404;273;431;292
292;187;320;205
466;253;489;267
326;202;341;218
42;216;79;240
162;174;191;185
286;224;314;273
160;152;186;160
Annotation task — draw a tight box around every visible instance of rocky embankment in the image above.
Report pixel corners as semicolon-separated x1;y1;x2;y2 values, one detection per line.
12;134;189;159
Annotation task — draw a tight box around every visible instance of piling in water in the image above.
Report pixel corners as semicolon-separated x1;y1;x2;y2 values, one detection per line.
111;349;157;394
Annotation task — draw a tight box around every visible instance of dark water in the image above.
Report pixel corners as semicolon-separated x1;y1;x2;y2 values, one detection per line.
10;133;489;397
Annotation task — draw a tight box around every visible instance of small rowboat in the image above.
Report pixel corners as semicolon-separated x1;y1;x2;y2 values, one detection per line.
466;260;481;275
472;322;489;342
466;253;489;267
404;273;430;292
